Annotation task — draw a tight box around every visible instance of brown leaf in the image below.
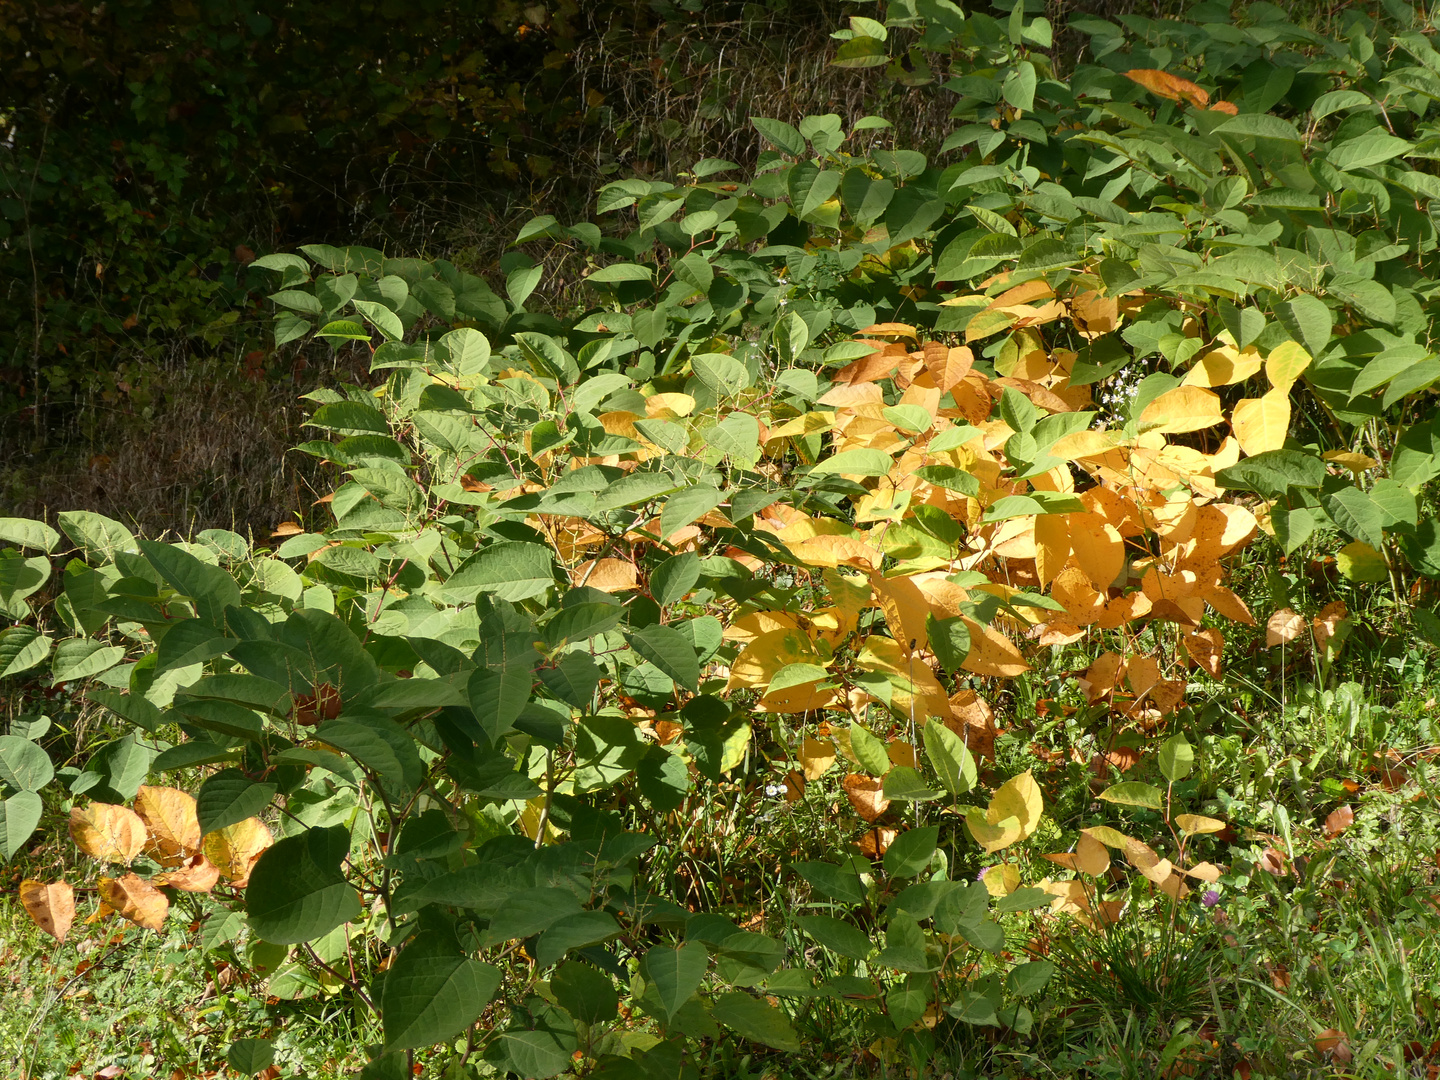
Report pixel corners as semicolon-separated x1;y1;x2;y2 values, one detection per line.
99;872;169;931
1183;627;1224;678
1265;608;1305;647
20;879;75;942
843;773;890;822
782;770;806;803
133;786;202;867
1324;805;1355;838
152;853;221;893
293;682;342;726
70;803;147;865
202;817;274;887
1314;1028;1352;1064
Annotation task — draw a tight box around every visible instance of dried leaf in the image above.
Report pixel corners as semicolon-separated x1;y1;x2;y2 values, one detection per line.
1124;838;1173;885
20;879;75;942
1258;847;1287;876
202;817;274;887
856;825;899;857
1124;68;1211;108
1080;652;1125;703
1265;607;1305;646
133;786;202;868
1313;601;1348;659
70;803;147;865
1324;804;1355;838
1183;627;1224;678
843;773;890;822
98;872;169;931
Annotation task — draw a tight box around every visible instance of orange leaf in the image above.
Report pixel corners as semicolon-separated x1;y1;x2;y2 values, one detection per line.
152;853;222;893
133;786;202;868
70;803;147;865
98;872;169;932
1210;100;1239;115
1124;68;1210;108
1313;600;1348;658
20;879;75;942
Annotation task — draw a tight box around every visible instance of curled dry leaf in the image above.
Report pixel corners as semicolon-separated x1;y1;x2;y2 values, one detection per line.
842;773;890;822
203;817;274;887
799;737;836;781
1183;627;1224;678
782;769;806;803
19;879;75;942
1265;608;1305;647
99;872;169;931
70;803;147;865
1258;847;1287;877
1123;68;1211;108
133;785;202;867
153;853;222;893
1324;804;1355;838
1314;1028;1353;1064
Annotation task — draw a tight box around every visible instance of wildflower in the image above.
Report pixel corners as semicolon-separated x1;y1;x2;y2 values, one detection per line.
1201;889;1221;908
976;866;990;882
764;783;785;798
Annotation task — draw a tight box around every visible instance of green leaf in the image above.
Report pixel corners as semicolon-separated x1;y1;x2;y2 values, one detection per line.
1096;781;1163;810
881;766;943;802
1323;486;1386;549
315;719;424;792
1002;60;1037;112
660;486;726;543
628;624;700;692
57;511;137;561
140;540;242;629
691;352;750;396
809;448;895;477
637;745;691;812
1311;89;1371;119
552;962;619;1026
642;942;708;1022
650;553;701;607
0;627;52;680
196;768;277;833
849;722;890;776
1275;295;1331;360
0;791;42;861
445;543;555;604
0;518;59;553
587;262;653;284
793;860;866;904
1214;451;1327;498
491;1006;578;1079
381;929;501;1051
308;401;389;436
795;915;873;961
923;719;977;795
1158;733;1193;784
315;319;372;341
48;640;124;686
246;825;363;944
711;991;801;1051
1328;130;1413;171
351;299;402;341
1215;114;1302;142
1006;960;1055;996
926;614;972;673
884;826;939;878
226;1039;276;1076
751;117;806;156
0;735;54;792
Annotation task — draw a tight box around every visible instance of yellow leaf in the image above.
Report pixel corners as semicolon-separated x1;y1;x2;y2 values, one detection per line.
645;392;696;419
766;411;835;440
887;740;917;769
1076;831;1110;876
989;770;1043;841
727;627;821;692
1033;513;1070;588
1336;541;1388;582
1183;861;1223;882
133;786;202;868
1231;390;1291;455
982;862;1021;897
868;572;932;656
1082;825;1132;849
1183;627;1224;678
1175;814;1226;835
1123;838;1173;885
965;806;1021;854
1322;450;1379;475
799;738;837;781
1069;515;1124;591
1265;340;1311;391
98;872;169;932
20;879;75;942
1138;385;1224;434
70;803;147;865
1049;429;1120;462
1182;345;1263;388
959;617;1029;678
573;558;639;591
202;817;274;887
